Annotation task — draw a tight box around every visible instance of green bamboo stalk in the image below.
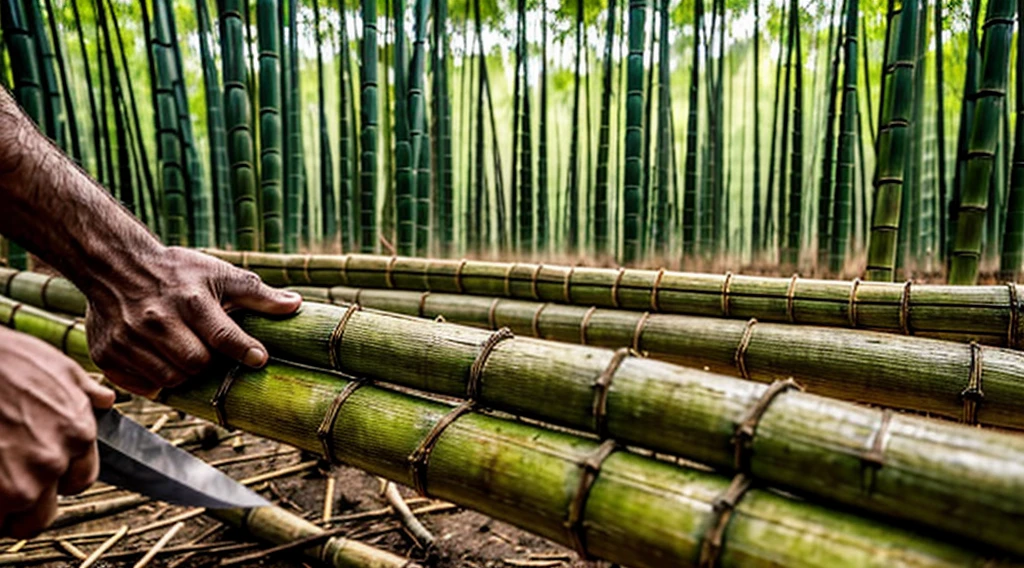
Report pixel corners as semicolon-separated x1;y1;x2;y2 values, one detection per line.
641;6;656;256
864;0;920;281
749;0;761;258
564;0;583;254
393;0;413;255
431;0;452;255
203;250;1024;348
933;0;947;262
0;0;38;269
313;0;335;245
282;0;304;252
220;0;260;250
359;0;377;253
999;0;1024;280
682;0;700;256
408;0;429;256
197;0;235;249
947;0;980;261
593;0;616;257
7;295;1024;560
773;2;794;260
257;0;283;252
784;0;803;267
948;0;1016;284
24;0;62;149
97;0;133;213
651;0;670;256
536;4;549;254
830;0;859;273
151;0;188;245
337;3;353;252
623;0;646;263
816;0;843;269
514;0;532;256
509;0;522;252
762;0;786;261
41;0;79;164
68;0;101;179
292;283;1024;430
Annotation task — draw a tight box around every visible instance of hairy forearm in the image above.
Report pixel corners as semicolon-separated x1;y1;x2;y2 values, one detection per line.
0;87;163;295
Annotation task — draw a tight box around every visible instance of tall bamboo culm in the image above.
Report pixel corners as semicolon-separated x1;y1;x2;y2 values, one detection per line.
257;0;283;252
2;298;1019;567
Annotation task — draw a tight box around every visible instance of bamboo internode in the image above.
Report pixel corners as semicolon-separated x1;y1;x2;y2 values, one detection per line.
201;250;1024;348
4;295;1024;557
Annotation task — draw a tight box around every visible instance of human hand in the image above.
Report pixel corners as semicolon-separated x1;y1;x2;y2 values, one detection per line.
0;328;115;538
84;247;302;397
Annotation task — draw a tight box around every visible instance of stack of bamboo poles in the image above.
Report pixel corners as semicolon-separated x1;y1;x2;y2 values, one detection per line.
9;266;1024;430
201;251;1024;348
2;284;1024;565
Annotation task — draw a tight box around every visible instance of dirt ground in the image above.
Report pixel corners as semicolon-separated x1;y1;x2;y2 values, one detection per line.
0;401;593;568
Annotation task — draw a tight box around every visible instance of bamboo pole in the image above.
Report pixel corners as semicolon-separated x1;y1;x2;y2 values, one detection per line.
292;285;1024;430
200;250;1024;348
4;297;1024;558
0;268;86;316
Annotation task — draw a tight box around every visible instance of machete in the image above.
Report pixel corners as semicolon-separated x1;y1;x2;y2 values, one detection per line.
95;408;269;509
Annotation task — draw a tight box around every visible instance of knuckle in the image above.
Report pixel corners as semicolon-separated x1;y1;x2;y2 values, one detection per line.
237;271;263;292
180;347;211;374
28;451;66;483
140;306;168;330
0;486;34;512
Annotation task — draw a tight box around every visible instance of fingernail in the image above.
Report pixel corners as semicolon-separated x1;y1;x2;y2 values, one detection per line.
282;291;302;301
243;347;267;367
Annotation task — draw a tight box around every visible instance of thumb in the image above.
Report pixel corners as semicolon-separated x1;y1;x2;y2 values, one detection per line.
80;375;116;409
223;272;303;315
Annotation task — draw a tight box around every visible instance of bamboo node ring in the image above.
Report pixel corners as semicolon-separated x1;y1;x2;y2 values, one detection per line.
785;274;799;323
211;364;244;429
408;400;477;496
241;251;249;271
848;278;862;328
454;259;468;294
503;263;517;298
961;342;985;425
384;256;398;289
302;254;312;284
38;275;55;310
328;304;362;370
418;292;431;319
697;473;754;568
565;439;618;558
340;254;352;286
650;269;666;312
579;306;598;345
721;272;734;317
531;264;544;301
2;302;22;327
899;280;913;335
732;378;803;472
733;319;759;381
563;266;575;304
611;267;626;308
467;328;515;400
531;304;548;338
487;298;501;330
317;379;370;464
593;348;630;438
60;321;78;357
631;312;652;353
1007;283;1020;348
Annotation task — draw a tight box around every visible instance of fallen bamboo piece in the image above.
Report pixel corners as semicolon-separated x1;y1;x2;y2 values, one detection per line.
79;525;128;568
131;522;184;568
382;481;435;549
217;525;352;567
295;285;1024;429
52;496;149;529
199;250;1024;348
56;541;87;561
7;296;1024;558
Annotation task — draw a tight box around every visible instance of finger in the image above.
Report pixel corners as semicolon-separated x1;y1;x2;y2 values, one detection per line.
137;315;213;377
103;369;162;400
73;367;116;410
223;272;303;316
58;443;99;496
185;299;269;368
113;337;191;389
6;485;57;540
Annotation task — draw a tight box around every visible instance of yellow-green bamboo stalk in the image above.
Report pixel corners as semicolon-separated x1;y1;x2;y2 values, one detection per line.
292;285;1024;430
201;250;1024;348
4;295;1024;558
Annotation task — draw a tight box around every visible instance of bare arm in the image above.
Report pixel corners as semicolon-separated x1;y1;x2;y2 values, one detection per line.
0;87;301;395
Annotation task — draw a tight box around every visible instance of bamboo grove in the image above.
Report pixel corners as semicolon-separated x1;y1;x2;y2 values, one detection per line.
1;0;1024;283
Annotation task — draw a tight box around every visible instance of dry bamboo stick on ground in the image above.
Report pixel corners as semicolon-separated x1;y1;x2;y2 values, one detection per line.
79;525;128;568
7;296;1024;558
198;250;1024;348
295;285;1024;429
382;481;435;548
131;522;184;568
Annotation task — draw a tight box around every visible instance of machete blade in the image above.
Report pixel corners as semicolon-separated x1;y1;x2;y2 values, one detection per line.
95;408;269;509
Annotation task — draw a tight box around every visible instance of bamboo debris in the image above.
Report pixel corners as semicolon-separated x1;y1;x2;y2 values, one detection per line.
201;250;1024;348
4;299;1024;562
294;285;1024;429
161;363;1010;567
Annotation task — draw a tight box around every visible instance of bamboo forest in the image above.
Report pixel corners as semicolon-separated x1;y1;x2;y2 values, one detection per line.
3;0;1024;566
